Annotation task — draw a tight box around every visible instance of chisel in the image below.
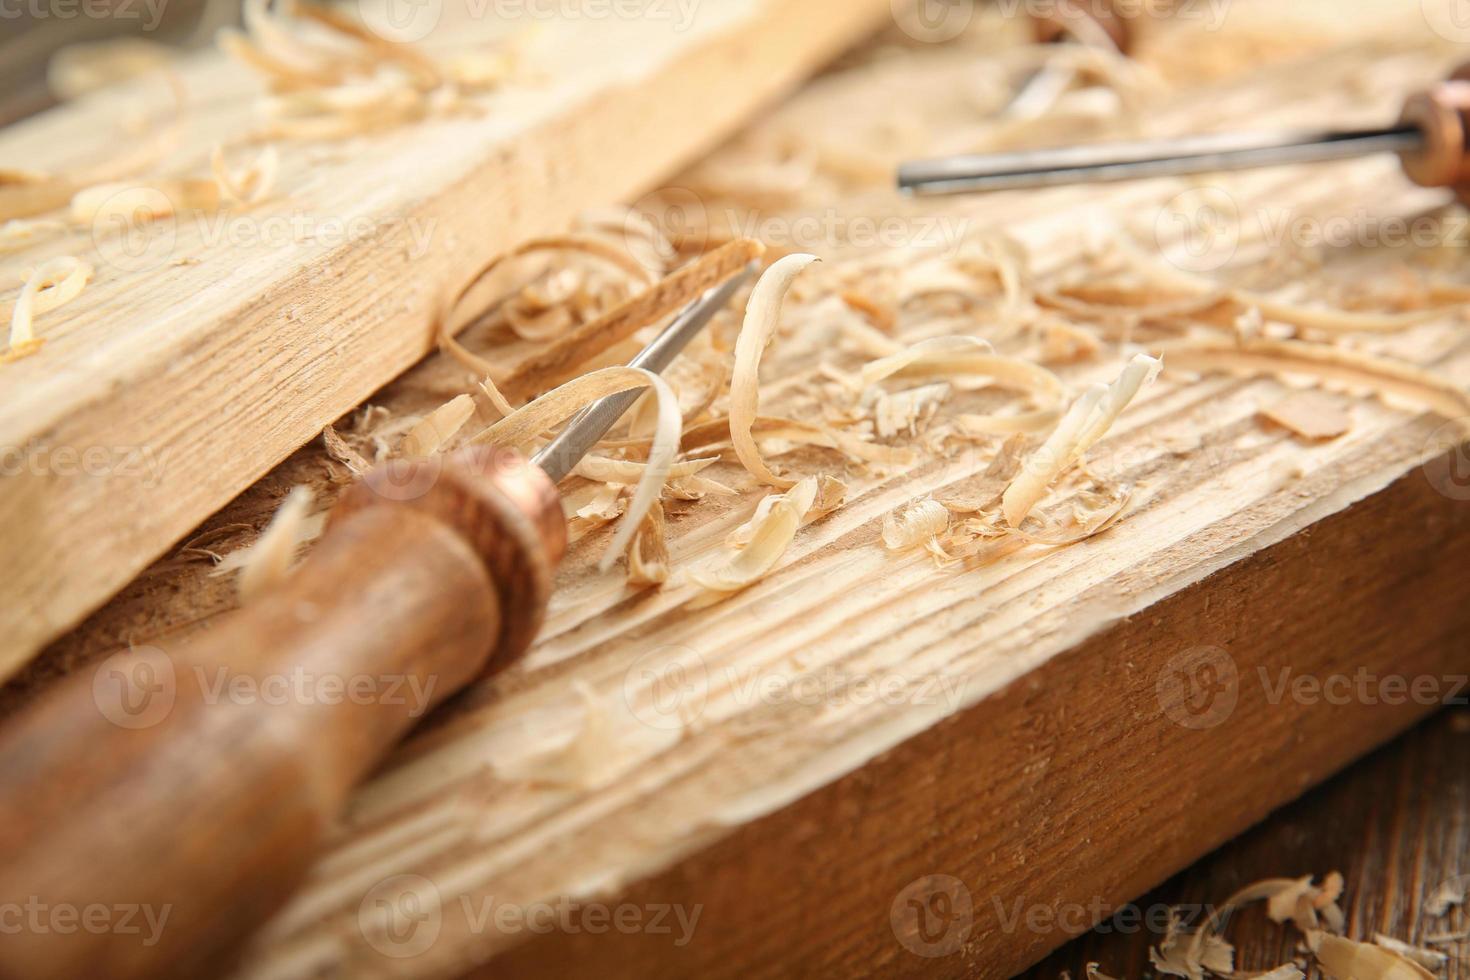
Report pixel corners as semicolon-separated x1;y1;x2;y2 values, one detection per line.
0;263;755;980
900;63;1470;200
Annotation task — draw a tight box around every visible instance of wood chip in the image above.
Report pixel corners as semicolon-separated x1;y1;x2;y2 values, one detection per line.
1260;391;1352;441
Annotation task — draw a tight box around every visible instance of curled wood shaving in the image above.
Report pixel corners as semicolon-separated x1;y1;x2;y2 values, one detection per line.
1004;486;1132;547
71;179;222;223
223;486;320;601
1;219;67;254
572;455;717;485
5;257;93;362
1311;933;1435;980
869;382;949;438
566;484;627;544
846;335;1068;435
436;234;660;378
1255;967;1307;980
1372;934;1448;971
1239;294;1446;335
882;499;949;551
210;144;280;206
626;501;670;587
691;476;817;601
400;393;474;456
730;253;820;488
504;238;763;395
1164;339;1470;430
1001;354;1160;526
0;172;80;224
1150;911;1234;980
471;366;678;571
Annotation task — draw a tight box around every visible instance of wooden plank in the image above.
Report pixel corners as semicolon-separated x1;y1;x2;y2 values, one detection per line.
0;0;894;675
7;3;1470;978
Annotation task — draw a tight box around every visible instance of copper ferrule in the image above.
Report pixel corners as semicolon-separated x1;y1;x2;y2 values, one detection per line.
335;446;566;672
1398;64;1470;202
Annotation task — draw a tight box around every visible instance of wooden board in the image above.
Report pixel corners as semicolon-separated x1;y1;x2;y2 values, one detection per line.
8;2;1470;978
0;0;894;675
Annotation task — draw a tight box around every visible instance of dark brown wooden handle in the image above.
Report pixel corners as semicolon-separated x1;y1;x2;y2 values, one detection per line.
0;448;565;980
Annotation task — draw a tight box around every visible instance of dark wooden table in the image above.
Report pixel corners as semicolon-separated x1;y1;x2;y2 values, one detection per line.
1020;706;1469;978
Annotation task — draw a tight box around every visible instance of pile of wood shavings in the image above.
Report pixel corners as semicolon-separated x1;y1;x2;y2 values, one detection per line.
1072;872;1458;980
221;196;1470;603
195;28;1470;604
220;0;518;139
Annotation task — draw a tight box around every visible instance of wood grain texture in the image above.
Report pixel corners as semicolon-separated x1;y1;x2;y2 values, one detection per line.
1022;706;1470;979
0;0;895;674
4;3;1470;979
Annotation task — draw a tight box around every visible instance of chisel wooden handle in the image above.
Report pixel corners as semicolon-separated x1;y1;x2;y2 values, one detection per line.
0;447;565;980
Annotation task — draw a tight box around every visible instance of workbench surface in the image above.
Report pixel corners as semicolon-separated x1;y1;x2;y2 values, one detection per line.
4;1;1469;977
